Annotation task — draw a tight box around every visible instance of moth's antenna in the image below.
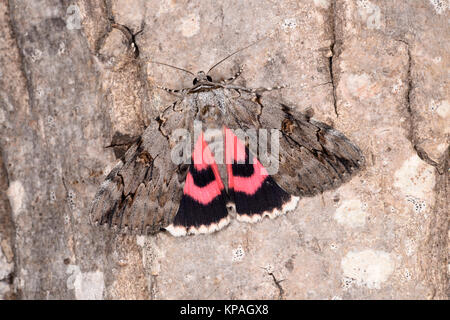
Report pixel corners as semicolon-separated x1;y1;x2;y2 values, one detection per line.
207;38;266;75
147;60;195;76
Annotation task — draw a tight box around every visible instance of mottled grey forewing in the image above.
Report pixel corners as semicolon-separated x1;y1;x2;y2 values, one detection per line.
90;103;193;235
224;92;364;197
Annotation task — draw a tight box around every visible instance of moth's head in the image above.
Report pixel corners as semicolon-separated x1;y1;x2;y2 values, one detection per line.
193;71;212;85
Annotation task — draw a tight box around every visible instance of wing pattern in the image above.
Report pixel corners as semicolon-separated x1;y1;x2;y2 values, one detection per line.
90;81;364;236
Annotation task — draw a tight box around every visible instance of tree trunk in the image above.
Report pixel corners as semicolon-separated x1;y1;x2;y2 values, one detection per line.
0;0;448;299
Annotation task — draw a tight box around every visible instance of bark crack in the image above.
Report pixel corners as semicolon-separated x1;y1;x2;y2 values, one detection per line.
329;0;338;118
398;39;414;139
95;2;149;131
397;40;449;298
397;39;444;173
268;272;285;300
3;0;34;300
420;147;449;299
111;22;144;58
7;0;34;112
92;0;114;55
95;1;142;59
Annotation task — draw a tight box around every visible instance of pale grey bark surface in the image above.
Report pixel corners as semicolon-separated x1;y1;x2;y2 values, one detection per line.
0;0;448;299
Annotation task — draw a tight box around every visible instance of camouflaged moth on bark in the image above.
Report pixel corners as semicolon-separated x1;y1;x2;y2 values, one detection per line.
90;48;365;237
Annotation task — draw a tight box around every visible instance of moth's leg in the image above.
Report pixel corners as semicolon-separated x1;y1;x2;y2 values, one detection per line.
221;65;244;84
250;84;289;93
224;84;289;93
157;101;178;124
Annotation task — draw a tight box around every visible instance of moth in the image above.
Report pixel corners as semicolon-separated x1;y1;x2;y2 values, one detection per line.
90;47;365;237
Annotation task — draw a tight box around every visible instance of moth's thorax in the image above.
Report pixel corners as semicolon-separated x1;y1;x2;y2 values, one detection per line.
189;83;219;93
183;89;231;117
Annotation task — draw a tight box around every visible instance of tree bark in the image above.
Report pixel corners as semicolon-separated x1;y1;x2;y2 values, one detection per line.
0;0;448;299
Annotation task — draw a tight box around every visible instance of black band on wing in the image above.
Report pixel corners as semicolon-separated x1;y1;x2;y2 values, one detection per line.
226;140;298;221
231;160;255;177
231;176;291;215
172;190;229;228
190;165;217;187
166;133;231;236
